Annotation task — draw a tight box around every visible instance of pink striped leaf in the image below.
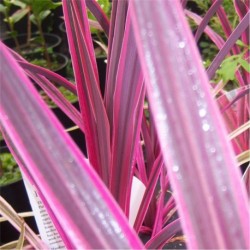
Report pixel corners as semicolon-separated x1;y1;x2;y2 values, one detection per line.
219;86;249;152
194;0;223;42
243;164;250;198
0;132;73;248
1;129;72;249
216;92;245;155
212;0;244;64
109;12;145;215
151;169;166;237
234;0;249;58
145;219;182;249
185;9;225;50
135;140;148;185
17;61;77;94
8;48;77;94
105;0;128;128
0;42;144;249
62;0;111;185
28;73;84;131
141;112;157;177
86;0;110;36
130;0;249;249
134;154;163;233
181;0;188;8
4;48;83;132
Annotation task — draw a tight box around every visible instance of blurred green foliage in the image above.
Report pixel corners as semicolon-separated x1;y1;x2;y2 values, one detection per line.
0;153;21;186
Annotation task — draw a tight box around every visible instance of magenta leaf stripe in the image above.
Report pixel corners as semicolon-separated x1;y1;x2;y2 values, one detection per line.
194;0;222;42
131;0;249;248
63;0;111;185
109;11;145;215
86;0;110;36
0;42;144;249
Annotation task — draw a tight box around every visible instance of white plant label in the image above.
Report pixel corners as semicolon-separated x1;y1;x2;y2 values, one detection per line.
23;177;66;250
129;176;146;226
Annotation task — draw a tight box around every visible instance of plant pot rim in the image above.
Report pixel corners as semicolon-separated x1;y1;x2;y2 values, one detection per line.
52;52;69;73
2;33;62;50
28;52;69;73
59;22;66;33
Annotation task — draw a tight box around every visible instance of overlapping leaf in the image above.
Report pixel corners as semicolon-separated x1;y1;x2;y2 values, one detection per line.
109;11;145;215
130;0;249;248
0;43;144;249
62;0;111;185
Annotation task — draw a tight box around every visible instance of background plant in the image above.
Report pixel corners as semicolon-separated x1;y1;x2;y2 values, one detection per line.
0;0;30;53
0;0;61;68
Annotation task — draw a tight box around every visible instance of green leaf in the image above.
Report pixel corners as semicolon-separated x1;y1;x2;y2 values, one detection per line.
0;153;21;186
6;30;18;38
20;0;33;5
97;0;110;15
3;0;11;8
31;0;61;17
217;58;239;83
238;58;250;72
0;4;7;14
222;54;241;63
236;40;247;48
29;14;37;25
88;0;111;24
39;10;51;21
10;7;29;23
11;0;27;9
8;16;14;26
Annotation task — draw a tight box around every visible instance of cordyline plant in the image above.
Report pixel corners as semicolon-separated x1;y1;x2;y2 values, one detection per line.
0;0;249;249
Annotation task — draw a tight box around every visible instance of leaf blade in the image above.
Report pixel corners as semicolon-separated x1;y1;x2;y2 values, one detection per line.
0;42;144;249
131;1;250;248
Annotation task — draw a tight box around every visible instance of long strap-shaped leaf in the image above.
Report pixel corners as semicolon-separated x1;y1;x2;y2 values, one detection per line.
17;61;77;94
105;0;128;130
135;140;148;185
181;0;188;8
133;154;163;233
0;43;144;249
151;169;167;237
185;10;225;50
0;197;46;249
5;47;83;133
25;72;84;132
217;93;246;155
194;0;222;42
243;165;250;198
109;11;145;215
141;113;156;177
9;48;77;94
212;0;241;55
234;0;249;46
145;219;182;249
0;131;73;248
130;1;249;249
86;0;110;36
62;0;111;185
